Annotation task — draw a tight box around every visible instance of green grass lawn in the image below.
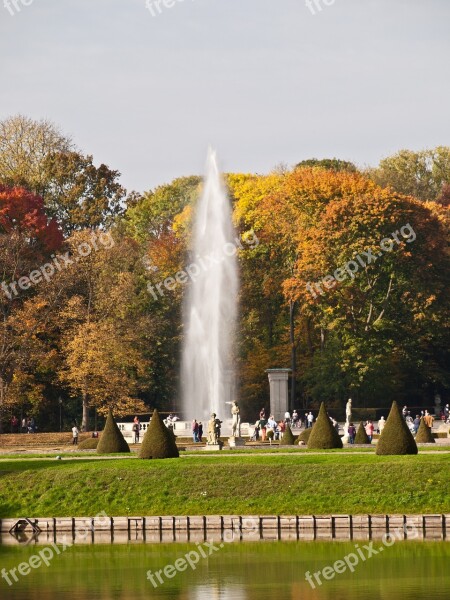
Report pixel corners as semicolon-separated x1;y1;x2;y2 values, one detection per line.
0;453;448;518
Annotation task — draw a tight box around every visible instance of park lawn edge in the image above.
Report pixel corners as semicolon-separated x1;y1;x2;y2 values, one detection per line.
0;454;448;518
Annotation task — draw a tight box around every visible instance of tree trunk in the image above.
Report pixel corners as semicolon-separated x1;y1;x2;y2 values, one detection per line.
0;376;8;434
290;300;297;413
82;392;90;432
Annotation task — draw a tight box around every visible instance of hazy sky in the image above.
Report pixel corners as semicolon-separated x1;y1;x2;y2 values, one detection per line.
1;0;449;193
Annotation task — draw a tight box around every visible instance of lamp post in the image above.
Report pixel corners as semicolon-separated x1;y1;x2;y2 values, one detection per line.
58;397;63;432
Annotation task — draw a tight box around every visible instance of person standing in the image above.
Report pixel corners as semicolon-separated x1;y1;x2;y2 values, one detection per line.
198;422;203;442
72;424;79;445
413;415;421;434
307;412;314;429
259;416;267;441
21;417;27;433
133;416;140;443
192;419;199;443
347;423;356;444
378;416;386;434
424;410;434;428
365;420;374;442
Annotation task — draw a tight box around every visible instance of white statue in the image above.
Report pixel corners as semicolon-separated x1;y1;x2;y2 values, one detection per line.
226;401;241;437
345;398;352;425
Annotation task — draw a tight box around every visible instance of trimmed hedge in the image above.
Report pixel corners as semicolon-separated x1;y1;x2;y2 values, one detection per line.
139;409;179;459
297;428;312;444
307;403;343;449
97;408;130;454
279;424;296;446
79;437;100;450
415;418;435;443
376;401;418;455
355;422;371;444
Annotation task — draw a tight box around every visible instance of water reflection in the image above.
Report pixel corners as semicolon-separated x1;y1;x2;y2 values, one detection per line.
0;540;449;600
190;583;248;600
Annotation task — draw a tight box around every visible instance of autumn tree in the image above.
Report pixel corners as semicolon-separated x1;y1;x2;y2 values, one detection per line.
39;151;126;234
0;186;63;428
56;230;152;429
367;147;450;202
296;158;358;173
0;115;72;191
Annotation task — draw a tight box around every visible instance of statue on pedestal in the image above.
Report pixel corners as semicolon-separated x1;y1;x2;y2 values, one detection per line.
345;398;352;426
207;413;222;445
226;401;241;437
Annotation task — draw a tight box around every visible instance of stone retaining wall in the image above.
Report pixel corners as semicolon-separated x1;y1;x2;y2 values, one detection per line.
1;514;448;545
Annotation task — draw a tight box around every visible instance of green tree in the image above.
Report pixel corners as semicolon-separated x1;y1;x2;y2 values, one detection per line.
368;147;450;202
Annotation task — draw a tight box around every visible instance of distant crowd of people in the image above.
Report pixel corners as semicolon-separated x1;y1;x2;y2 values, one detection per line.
10;416;37;434
191;419;204;442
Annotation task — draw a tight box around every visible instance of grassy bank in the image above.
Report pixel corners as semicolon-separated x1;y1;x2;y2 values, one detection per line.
0;454;448;517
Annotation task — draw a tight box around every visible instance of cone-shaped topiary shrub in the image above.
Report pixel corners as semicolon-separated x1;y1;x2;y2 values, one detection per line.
355;422;371;444
97;408;130;454
415;418;435;443
139;409;179;459
376;401;418;455
297;427;313;444
79;437;100;450
279;424;296;446
307;403;343;449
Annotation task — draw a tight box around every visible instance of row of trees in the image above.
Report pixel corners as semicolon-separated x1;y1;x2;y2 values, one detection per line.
0;115;449;430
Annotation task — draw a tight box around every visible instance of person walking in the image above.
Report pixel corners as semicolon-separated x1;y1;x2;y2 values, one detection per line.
413;415;421;434
72;424;79;445
198;422;203;442
378;416;386;434
307;412;314;429
21;417;27;433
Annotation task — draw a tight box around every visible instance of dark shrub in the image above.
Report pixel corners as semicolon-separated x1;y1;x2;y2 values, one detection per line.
376;401;418;455
297;427;313;444
97;408;130;454
355;422;371;444
139;409;179;459
415;418;435;443
307;403;343;449
79;437;99;450
279;424;296;446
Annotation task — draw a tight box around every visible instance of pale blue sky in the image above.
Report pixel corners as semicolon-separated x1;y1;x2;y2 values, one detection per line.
1;0;449;192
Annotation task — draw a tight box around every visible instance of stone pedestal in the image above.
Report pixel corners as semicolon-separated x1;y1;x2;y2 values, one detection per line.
228;436;245;448
266;369;291;421
203;443;223;451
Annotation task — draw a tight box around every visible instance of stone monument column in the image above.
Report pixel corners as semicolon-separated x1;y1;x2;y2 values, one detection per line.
266;369;291;421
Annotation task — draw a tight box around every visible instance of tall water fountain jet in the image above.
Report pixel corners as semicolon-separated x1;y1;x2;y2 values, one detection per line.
181;149;238;420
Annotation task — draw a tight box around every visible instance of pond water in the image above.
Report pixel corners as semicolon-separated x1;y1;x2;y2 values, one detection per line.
0;540;449;599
